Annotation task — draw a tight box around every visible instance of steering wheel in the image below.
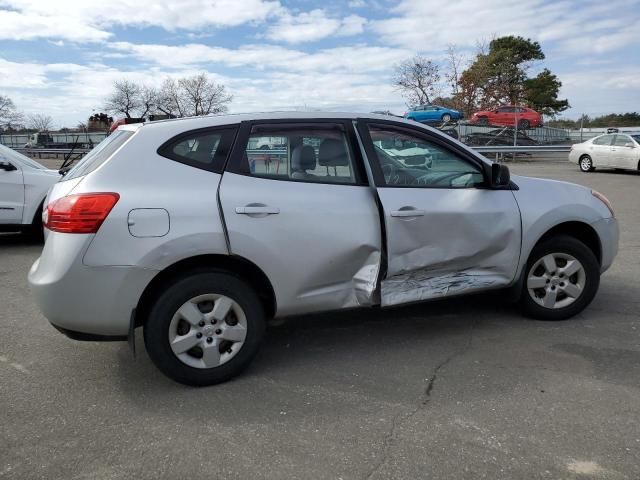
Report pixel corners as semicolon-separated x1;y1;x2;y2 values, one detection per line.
382;163;417;185
415;171;477;188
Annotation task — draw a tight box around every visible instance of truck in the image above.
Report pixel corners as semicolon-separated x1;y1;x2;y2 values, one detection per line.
24;131;94;149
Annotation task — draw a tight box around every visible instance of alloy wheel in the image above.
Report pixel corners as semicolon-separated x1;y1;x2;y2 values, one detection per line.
527;253;586;309
168;294;247;369
580;157;592;172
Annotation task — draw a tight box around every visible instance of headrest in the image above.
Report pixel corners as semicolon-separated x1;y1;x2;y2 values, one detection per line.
318;138;349;166
291;144;316;172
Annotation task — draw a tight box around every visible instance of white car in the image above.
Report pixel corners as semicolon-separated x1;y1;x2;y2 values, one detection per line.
0;143;60;237
569;133;640;172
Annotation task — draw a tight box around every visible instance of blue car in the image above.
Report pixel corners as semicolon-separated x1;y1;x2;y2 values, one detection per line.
404;105;462;123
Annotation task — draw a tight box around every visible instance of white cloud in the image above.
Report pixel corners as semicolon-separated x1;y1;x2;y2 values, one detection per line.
0;9;110;42
266;10;366;43
339;15;367;37
372;0;640;55
559;69;640;117
109;41;410;73
0;0;284;41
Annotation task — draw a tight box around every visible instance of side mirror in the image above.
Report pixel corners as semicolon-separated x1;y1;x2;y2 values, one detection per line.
491;163;510;187
0;161;17;172
624;142;635;148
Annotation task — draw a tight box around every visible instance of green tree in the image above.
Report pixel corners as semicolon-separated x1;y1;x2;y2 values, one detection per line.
523;69;569;115
457;36;568;117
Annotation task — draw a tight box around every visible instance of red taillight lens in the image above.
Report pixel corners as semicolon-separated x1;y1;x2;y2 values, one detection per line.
44;193;120;234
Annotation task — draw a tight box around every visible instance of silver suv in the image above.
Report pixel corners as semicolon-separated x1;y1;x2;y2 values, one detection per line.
29;113;618;385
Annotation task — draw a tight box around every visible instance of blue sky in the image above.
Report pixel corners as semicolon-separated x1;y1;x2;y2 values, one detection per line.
1;0;639;127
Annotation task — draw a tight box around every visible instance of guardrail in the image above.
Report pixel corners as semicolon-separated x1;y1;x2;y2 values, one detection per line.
472;145;571;153
14;147;92;160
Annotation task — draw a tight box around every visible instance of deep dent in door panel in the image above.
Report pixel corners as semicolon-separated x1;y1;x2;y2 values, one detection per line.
293;246;381;308
382;270;501;306
380;208;520;306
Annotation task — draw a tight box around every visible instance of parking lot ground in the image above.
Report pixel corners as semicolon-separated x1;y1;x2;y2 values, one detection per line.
1;162;639;480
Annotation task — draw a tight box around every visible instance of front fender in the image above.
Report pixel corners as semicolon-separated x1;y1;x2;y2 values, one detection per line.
512;175;613;276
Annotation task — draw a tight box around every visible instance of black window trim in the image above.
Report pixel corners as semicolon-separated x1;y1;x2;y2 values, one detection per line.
356;118;517;190
225;118;369;187
157;125;239;173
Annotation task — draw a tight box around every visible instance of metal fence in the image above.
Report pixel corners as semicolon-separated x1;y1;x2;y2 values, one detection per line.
0;132;107;148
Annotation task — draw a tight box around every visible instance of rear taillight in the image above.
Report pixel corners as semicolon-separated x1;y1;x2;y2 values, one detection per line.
44;193;120;234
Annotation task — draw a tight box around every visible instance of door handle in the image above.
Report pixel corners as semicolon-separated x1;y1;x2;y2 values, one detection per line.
235;205;280;215
390;208;425;217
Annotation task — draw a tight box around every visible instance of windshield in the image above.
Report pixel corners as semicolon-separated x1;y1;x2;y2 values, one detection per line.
0;143;48;169
630;135;640;143
64;129;134;179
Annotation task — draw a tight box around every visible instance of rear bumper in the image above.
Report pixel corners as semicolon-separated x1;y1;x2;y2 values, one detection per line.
28;232;157;337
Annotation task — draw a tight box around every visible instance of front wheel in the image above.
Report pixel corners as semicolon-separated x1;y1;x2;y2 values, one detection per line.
520;235;600;320
442;113;452;122
579;155;594;172
144;271;265;386
518;119;530;129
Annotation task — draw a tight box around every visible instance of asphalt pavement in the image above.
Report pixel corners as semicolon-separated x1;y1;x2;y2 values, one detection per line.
1;162;639;479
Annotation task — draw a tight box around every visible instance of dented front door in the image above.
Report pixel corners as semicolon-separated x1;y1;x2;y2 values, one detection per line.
359;121;522;307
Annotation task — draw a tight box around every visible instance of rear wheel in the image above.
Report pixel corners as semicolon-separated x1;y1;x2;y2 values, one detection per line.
21;204;44;242
579;155;594;172
144;271;265;386
520;235;600;320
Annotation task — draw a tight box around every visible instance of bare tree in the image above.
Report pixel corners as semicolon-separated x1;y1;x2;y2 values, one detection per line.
156;78;184;118
156;74;232;117
138;85;158;119
27;113;54;131
178;73;232;116
0;95;23;128
104;80;142;118
392;56;442;107
445;45;465;106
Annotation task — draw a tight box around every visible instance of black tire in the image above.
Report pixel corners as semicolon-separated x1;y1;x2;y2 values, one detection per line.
21;204;44;242
442;113;452;122
579;154;594;172
520;235;600;321
518;119;530;130
144;271;265;386
478;117;489;126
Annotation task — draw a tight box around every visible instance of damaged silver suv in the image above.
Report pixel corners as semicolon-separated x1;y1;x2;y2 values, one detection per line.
29;113;618;385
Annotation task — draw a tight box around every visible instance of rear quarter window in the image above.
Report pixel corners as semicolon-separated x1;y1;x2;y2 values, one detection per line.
157;127;237;173
65;130;134;180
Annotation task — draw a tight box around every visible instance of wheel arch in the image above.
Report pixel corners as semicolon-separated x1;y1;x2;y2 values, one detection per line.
134;254;277;328
532;221;602;266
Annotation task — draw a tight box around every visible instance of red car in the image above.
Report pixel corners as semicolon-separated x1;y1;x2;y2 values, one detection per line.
470;106;543;129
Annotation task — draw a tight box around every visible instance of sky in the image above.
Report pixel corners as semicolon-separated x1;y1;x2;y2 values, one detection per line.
1;0;639;128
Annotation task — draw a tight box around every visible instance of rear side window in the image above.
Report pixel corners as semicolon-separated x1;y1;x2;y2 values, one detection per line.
65;130;133;180
593;135;614;146
158;127;236;172
240;123;359;185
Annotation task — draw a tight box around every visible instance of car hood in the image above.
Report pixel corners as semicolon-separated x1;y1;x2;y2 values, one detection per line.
512;174;589;193
511;174;611;220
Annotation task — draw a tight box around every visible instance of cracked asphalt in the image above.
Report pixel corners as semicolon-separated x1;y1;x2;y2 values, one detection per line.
1;162;639;479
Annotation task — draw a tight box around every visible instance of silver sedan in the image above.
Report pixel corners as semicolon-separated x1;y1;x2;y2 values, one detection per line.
569;133;640;172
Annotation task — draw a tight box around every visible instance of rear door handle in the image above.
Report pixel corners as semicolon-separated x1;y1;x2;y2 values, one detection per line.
235;206;280;215
390;208;425;217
